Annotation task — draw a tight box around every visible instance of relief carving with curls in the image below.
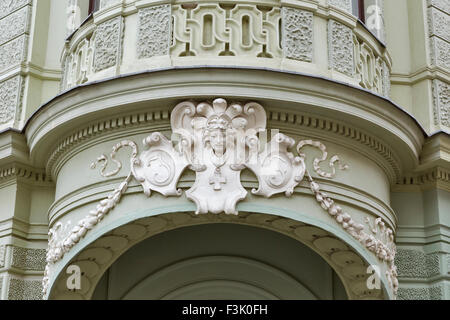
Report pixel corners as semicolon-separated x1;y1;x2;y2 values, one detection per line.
43;98;397;297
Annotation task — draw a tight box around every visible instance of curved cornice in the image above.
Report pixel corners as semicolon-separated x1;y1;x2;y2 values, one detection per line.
22;67;425;179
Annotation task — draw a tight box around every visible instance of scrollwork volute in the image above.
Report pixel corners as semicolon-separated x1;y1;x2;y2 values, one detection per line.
43;98;398;298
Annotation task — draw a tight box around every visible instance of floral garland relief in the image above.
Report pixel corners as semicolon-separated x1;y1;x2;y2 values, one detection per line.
43;99;398;297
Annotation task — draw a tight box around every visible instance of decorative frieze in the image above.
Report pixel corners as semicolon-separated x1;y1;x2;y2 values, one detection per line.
0;35;29;72
0;0;30;20
0;6;30;46
432;79;450;127
328;20;354;77
0;76;24;125
353;34;384;95
282;7;313;62
43;98;398;298
428;7;450;42
137;5;171;59
328;0;352;14
93;16;124;72
11;247;46;271
430;37;450;70
8;279;42;300
171;3;282;58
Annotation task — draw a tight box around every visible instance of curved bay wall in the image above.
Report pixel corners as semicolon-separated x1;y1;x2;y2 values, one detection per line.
61;0;391;98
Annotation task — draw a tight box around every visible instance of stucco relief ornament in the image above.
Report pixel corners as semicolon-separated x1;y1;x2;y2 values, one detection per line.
43;98;397;298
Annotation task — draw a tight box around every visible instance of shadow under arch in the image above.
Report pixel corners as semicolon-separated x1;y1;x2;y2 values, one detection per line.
46;205;393;300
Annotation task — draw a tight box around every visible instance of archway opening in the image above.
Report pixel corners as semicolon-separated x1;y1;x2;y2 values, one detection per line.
91;223;348;300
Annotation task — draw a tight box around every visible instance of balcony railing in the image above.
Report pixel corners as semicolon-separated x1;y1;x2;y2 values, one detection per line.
60;0;392;98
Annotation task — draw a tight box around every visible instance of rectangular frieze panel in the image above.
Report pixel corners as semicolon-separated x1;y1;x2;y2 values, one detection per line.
93;16;124;72
171;4;282;58
0;0;30;19
432;79;450;127
328;0;352;14
137;5;171;59
0;6;31;46
282;7;313;62
0;35;29;72
328;20;354;77
0;76;25;125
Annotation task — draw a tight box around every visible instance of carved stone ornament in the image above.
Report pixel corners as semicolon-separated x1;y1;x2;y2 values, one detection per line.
43;98;397;298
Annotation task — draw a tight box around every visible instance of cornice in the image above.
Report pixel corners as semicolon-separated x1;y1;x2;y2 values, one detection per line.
393;167;450;193
22;68;425;172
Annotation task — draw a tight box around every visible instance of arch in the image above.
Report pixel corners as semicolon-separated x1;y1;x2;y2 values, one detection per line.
46;207;393;300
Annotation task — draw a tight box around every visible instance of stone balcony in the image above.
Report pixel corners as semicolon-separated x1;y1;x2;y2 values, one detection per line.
60;0;392;98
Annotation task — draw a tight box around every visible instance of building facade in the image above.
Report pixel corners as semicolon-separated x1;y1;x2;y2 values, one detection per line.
0;0;448;300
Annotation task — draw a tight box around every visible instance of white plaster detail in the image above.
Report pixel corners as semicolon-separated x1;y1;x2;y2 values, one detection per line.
282;7;313;62
427;7;450;42
93;16;124;72
427;0;450;15
43;98;398;298
0;76;24;125
430;36;450;71
171;3;282;58
0;6;30;46
353;34;385;95
328;20;354;77
0;35;28;72
0;0;30;20
432;79;450;127
137;5;171;59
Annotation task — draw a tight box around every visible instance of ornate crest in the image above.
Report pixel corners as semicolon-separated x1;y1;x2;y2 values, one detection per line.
43;98;398;297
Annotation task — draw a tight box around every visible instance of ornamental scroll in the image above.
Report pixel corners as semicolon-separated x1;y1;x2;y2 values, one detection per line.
43;98;397;297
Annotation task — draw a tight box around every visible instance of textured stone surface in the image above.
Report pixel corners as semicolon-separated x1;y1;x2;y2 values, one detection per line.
100;0;122;9
93;16;123;72
430;37;450;70
11;247;46;271
8;279;43;300
0;35;29;72
432;79;450;127
429;285;444;300
0;0;29;19
0;76;24;125
0;245;5;267
397;287;430;300
329;0;352;13
428;0;450;14
0;6;29;46
328;20;354;76
428;7;450;42
137;5;171;59
282;7;314;62
395;249;442;278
